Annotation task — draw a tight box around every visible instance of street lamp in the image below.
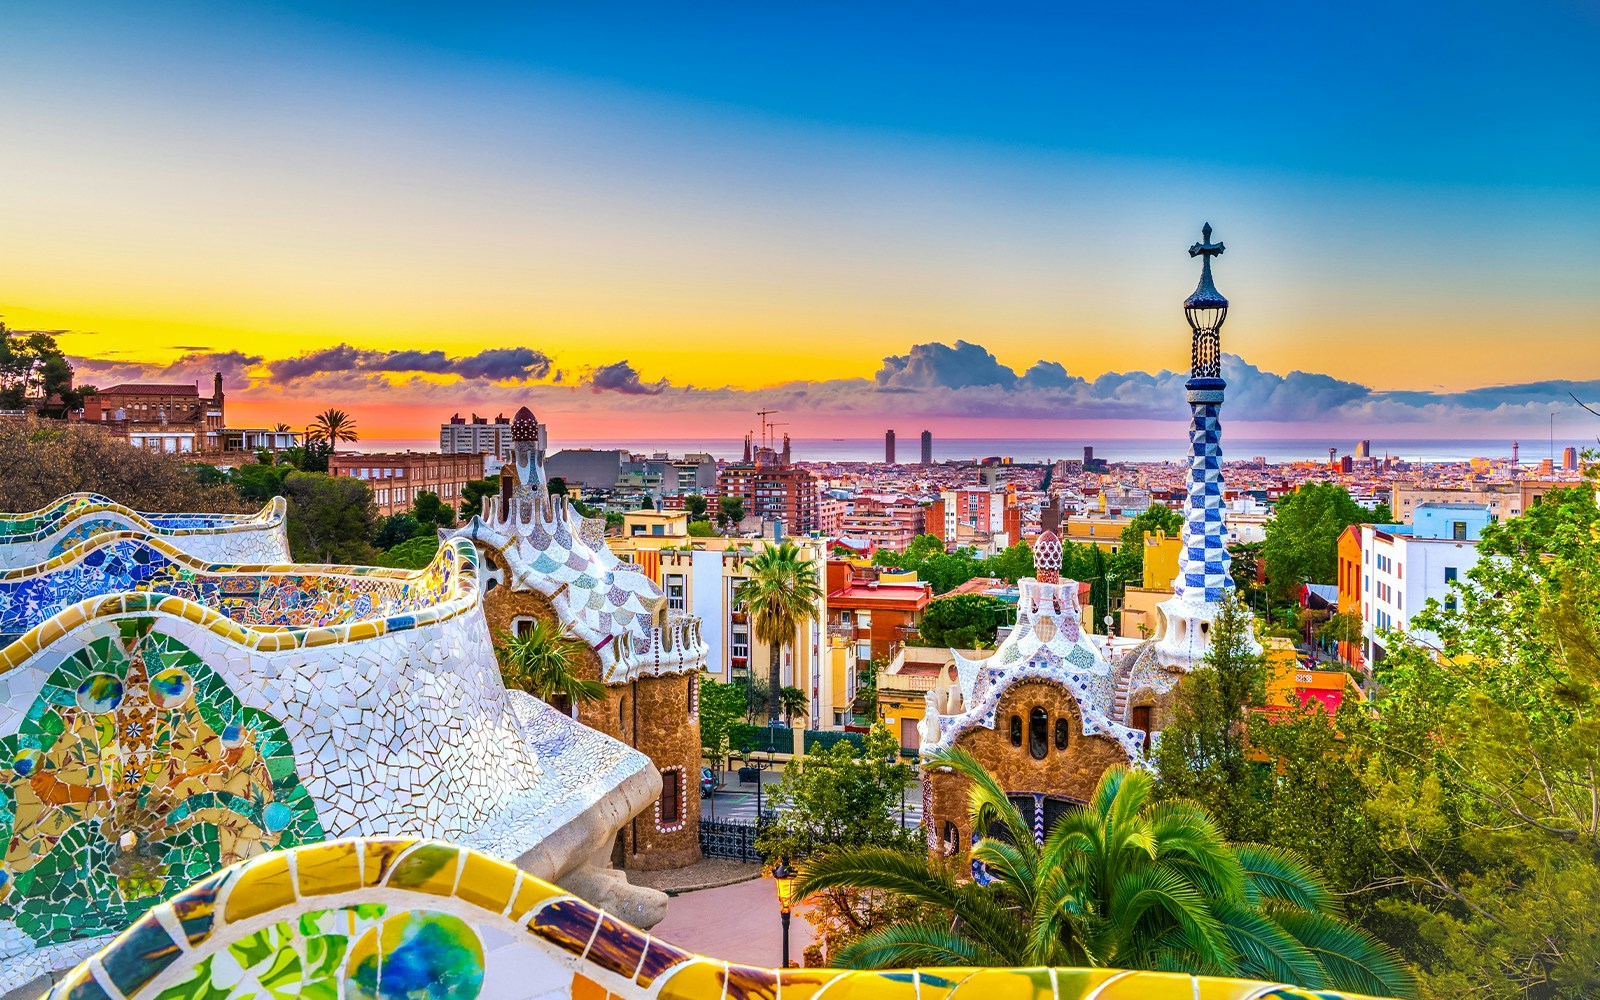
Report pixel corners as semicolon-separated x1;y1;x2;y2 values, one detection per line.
772;856;798;968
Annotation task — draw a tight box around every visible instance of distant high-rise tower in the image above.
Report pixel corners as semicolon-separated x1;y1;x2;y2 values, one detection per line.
1084;446;1095;464
781;434;792;465
920;430;933;465
742;433;753;463
1155;223;1259;670
1563;446;1579;471
1355;439;1372;459
1512;441;1520;464
885;430;896;464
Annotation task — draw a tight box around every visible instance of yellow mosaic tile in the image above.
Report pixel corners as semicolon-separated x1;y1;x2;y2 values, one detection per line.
293;841;363;897
656;960;727;1000
222;852;296;922
910;968;980;1000
456;850;519;913
943;967;1056;1000
358;838;414;887
1093;970;1198;999
773;969;844;1000
507;875;566;923
385;841;462;896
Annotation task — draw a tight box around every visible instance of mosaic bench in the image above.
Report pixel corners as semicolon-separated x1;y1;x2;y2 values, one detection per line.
43;837;1383;1000
0;494;290;569
0;536;661;990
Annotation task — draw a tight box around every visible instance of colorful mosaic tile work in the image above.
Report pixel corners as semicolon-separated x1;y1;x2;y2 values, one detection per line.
0;494;289;568
48;837;1385;1000
0;618;323;966
0;532;471;651
449;409;708;685
0;514;659;991
923;578;1150;762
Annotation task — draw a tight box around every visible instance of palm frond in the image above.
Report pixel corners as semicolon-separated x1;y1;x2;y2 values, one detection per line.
792;848;959;909
1233;843;1336;915
1106;866;1231;972
925;747;1036;853
1271;909;1419;1000
830;920;1000;970
1213;899;1327;989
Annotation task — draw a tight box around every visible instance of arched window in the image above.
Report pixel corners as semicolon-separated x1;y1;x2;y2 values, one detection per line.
1054;718;1069;750
1009;715;1022;747
1029;707;1048;760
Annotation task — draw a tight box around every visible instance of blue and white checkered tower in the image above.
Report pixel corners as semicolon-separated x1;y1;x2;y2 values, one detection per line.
1154;223;1260;668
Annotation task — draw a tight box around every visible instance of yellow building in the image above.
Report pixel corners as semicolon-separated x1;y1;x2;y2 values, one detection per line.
874;645;984;750
1061;515;1133;552
608;531;834;728
1118;529;1182;639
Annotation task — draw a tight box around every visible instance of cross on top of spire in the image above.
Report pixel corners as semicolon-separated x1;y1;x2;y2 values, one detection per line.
1188;222;1225;259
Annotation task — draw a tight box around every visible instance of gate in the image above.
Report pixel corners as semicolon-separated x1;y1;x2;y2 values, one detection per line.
698;819;762;861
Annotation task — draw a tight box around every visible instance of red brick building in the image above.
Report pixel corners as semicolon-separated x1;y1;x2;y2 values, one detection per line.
81;375;225;454
717;461;819;532
840;495;926;551
330;452;486;517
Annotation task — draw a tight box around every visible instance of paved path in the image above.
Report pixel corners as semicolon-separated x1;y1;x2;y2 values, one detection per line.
650;875;818;968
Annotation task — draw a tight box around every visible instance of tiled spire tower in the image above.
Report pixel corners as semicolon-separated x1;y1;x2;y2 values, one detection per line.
1174;224;1234;602
1154;224;1259;668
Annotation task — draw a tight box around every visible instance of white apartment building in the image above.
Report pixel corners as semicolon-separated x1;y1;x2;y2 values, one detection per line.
440;413;515;458
1359;502;1491;665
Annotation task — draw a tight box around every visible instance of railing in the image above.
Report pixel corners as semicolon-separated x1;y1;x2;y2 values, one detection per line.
699;819;762;861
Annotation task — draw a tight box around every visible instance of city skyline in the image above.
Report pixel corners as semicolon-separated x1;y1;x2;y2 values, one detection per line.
4;2;1598;440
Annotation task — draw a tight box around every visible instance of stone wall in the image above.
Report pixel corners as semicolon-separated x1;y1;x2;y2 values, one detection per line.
926;679;1129;857
484;573;702;870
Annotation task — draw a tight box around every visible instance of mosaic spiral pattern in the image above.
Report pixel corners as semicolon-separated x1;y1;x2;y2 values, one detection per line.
0;495;289;569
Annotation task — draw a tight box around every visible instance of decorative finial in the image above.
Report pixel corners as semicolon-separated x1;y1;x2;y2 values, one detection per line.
1033;531;1062;585
1188;223;1225;259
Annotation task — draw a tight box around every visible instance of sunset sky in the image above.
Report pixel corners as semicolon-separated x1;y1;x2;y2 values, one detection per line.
3;2;1598;442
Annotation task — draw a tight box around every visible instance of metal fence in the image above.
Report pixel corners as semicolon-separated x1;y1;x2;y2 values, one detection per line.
698;819;762;862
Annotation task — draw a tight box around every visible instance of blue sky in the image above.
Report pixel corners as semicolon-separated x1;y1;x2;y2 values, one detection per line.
3;1;1598;438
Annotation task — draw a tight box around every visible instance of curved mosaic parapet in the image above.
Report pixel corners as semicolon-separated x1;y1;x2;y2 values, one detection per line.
45;836;1384;1000
0;538;660;989
0;494;290;568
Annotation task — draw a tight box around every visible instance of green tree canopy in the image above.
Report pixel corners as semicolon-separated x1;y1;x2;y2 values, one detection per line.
410;490;456;529
1357;477;1600;997
374;533;439;569
0;325;75;411
683;495;709;520
916;593;1009;649
458;475;499;520
281;471;380;564
1262;484;1374;600
1153;595;1266;837
718;495;745;528
0;421;245;512
687;519;716;537
375;512;423;549
756;723;918;863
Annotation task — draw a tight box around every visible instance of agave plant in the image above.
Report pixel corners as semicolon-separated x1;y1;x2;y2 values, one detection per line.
794;748;1416;999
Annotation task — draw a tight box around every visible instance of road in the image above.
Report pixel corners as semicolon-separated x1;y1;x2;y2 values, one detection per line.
698;770;923;829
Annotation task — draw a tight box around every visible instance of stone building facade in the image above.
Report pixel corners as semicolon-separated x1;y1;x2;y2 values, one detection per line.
448;407;709;871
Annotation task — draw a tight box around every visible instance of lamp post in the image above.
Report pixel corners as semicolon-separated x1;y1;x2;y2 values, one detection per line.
772;856;797;968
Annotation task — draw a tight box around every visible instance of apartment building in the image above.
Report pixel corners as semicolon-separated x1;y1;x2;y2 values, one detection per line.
329;452;485;517
1358;502;1491;665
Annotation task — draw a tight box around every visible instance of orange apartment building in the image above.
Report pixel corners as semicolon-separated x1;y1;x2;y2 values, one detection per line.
329;452;486;517
825;561;931;667
1335;525;1364;672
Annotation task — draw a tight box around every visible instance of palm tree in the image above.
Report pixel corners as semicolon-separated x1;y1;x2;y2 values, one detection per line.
735;542;824;725
495;620;605;717
272;423;292;433
779;684;808;724
307;408;359;449
794;750;1415;999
